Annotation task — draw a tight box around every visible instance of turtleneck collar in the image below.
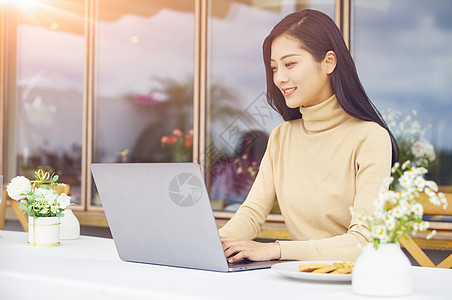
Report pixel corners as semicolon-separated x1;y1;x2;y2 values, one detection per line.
299;94;351;133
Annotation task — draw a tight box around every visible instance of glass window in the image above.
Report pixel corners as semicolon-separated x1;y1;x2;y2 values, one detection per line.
93;0;195;205
14;0;85;205
352;0;452;187
207;0;335;212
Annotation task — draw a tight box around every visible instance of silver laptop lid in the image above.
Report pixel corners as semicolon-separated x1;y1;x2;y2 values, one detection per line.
91;163;229;272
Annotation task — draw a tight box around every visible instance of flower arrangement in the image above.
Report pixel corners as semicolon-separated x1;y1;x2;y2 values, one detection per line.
383;109;435;168
161;129;193;162
351;162;447;249
6;169;72;218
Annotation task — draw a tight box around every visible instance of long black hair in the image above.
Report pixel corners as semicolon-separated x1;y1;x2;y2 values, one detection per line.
262;9;399;165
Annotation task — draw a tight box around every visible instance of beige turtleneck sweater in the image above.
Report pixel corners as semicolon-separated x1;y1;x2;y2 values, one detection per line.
219;95;392;261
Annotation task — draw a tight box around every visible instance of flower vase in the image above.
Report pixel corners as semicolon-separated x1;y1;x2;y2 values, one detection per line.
59;208;80;240
352;243;413;296
28;216;60;247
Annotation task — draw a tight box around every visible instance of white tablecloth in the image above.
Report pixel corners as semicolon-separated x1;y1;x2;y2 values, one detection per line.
1;230;451;300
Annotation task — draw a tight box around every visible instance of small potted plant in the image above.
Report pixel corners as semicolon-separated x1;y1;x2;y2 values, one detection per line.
6;169;72;247
351;162;447;296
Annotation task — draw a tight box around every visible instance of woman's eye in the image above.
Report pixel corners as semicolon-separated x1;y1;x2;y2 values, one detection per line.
285;62;295;68
271;66;277;73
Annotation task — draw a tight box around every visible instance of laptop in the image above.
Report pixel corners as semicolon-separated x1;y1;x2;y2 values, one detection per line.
91;162;282;272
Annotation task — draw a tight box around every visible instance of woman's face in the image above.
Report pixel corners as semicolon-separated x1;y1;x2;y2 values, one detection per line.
270;34;334;108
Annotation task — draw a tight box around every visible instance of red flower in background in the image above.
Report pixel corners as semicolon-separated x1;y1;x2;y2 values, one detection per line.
160;136;169;144
172;129;183;137
184;134;193;148
161;129;193;162
168;136;177;145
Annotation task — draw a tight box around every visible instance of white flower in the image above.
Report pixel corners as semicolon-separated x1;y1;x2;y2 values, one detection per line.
402;160;411;170
425;181;438;193
419;221;429;231
373;197;386;211
391;164;400;174
392;205;407;219
50;204;60;214
6;176;32;201
385;216;396;231
427;230;436;240
414;167;428;176
438;193;448;209
425;187;436;197
411;139;436;162
398;176;410;188
372;225;388;240
411;203;423;218
35;188;58;204
401;189;415;201
414;177;425;190
57;193;71;209
382;177;394;188
386;191;399;204
413;222;429;232
428;195;441;206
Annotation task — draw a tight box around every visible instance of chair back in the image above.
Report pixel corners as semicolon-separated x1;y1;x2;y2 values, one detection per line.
400;192;452;268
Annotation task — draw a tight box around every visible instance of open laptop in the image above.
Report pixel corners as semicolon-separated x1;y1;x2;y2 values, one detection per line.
91;162;282;272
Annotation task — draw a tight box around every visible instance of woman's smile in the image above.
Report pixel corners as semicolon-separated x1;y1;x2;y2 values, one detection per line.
282;87;297;97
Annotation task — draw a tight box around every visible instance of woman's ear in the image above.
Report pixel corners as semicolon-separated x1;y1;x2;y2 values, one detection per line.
324;50;337;75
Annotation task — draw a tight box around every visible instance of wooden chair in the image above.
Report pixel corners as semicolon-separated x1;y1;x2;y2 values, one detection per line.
0;183;70;232
399;192;452;268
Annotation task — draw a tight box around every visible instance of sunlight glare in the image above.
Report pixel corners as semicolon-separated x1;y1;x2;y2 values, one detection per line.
3;0;41;9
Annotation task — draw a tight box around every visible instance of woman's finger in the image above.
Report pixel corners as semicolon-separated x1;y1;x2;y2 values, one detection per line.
223;241;246;258
227;250;247;263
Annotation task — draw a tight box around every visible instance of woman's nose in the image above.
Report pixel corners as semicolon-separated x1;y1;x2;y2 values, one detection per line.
274;69;288;84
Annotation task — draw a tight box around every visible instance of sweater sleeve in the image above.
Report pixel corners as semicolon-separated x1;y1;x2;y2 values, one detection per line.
218;130;277;239
278;125;392;261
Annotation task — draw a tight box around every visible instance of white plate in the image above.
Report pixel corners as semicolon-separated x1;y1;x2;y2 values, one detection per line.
272;261;352;282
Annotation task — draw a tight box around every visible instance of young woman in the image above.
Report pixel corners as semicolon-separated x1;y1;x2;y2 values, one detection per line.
219;9;398;262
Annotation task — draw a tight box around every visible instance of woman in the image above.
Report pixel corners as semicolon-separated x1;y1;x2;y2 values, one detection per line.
220;9;398;262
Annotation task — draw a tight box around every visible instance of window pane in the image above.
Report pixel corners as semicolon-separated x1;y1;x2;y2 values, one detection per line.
207;0;335;212
352;0;452;186
15;0;85;205
93;0;195;205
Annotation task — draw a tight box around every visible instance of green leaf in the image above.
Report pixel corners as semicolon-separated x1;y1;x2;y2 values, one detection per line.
373;239;380;250
18;203;27;212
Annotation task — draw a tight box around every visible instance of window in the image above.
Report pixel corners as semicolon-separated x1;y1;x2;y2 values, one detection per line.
4;0;449;218
353;0;452;186
92;0;195;206
11;0;85;205
207;0;335;212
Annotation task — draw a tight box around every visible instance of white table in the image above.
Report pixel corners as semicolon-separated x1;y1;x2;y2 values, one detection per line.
1;230;451;300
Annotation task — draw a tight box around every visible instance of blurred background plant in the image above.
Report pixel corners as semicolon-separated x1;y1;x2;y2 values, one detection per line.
161;129;193;162
234;154;259;178
129;76;247;163
383;109;436;169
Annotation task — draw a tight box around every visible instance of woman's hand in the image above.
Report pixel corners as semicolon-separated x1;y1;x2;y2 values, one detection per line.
221;237;281;263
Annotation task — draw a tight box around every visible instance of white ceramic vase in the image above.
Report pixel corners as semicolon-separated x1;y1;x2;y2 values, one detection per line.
28;216;60;247
59;208;80;240
352;243;413;296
